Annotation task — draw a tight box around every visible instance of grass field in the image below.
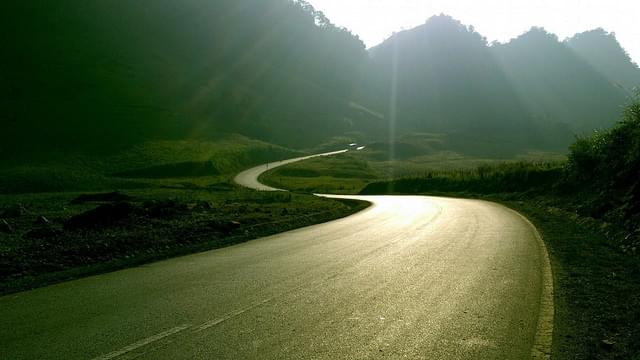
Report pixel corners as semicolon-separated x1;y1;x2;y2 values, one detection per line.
259;154;378;194
0;135;370;294
260;140;566;195
0;134;301;194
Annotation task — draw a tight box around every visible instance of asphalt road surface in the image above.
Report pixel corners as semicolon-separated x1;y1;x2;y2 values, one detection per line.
0;153;553;359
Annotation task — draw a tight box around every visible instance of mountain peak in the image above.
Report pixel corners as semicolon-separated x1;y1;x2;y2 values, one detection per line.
567;28;640;89
566;28;633;63
423;13;462;26
512;27;559;44
373;14;486;52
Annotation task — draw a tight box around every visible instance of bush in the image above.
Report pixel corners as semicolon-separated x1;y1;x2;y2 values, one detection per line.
563;96;640;226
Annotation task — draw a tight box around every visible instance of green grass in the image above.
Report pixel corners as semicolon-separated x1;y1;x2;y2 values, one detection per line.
260;154;378;194
0;134;301;194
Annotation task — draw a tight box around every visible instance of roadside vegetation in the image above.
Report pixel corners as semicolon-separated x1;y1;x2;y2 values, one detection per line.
259;98;640;359
0;136;368;294
260;132;565;194
0;134;300;194
362;98;640;245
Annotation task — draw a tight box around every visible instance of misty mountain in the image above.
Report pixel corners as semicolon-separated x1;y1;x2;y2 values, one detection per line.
491;27;630;137
361;16;541;152
1;0;371;157
361;16;638;152
566;29;640;92
3;6;639;159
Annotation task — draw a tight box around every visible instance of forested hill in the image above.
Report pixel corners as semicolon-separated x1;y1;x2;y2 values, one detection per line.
361;15;540;152
1;0;371;157
360;15;638;152
566;29;640;92
2;6;639;160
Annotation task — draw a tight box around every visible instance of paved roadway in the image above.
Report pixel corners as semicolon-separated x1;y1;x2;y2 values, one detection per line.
0;152;553;359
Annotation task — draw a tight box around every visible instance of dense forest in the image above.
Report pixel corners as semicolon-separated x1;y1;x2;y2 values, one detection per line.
2;2;639;159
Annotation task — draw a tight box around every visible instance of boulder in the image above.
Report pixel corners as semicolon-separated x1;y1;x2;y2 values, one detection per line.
64;202;134;230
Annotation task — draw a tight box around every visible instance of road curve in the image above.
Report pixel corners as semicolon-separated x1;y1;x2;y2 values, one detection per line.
233;149;348;191
0;153;553;359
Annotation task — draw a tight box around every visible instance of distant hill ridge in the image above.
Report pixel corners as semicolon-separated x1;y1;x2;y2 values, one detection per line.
566;28;640;91
361;15;638;152
2;6;639;159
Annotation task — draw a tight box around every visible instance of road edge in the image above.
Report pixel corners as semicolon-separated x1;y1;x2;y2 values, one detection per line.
507;208;555;360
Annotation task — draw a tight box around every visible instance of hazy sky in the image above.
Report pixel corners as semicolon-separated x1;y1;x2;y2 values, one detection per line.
306;0;640;65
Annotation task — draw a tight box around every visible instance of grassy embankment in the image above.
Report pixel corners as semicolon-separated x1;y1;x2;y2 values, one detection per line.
0;135;368;294
259;101;640;359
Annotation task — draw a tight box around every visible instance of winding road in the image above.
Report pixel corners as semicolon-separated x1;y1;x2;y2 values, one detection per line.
0;151;553;359
233;149;348;191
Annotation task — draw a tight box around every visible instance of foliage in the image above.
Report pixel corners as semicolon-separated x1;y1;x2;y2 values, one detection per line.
563;96;640;226
360;161;562;195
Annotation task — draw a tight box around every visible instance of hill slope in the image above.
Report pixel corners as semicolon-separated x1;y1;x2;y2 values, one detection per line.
1;0;372;158
492;28;630;136
566;29;640;92
357;16;637;154
363;15;537;152
3;8;639;160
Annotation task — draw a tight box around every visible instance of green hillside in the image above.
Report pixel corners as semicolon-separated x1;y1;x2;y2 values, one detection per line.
362;15;538;152
492;28;630;136
1;0;372;158
358;16;637;155
2;7;639;162
566;29;640;92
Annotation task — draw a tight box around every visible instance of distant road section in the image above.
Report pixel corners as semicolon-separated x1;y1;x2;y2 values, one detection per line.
233;149;348;191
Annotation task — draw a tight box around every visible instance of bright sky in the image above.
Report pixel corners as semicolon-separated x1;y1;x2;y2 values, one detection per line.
306;0;640;65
